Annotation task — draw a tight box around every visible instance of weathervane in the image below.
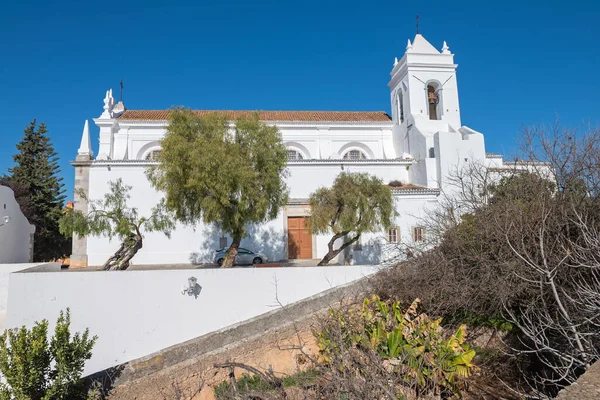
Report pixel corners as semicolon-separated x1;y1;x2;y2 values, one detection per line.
120;79;124;102
416;15;420;34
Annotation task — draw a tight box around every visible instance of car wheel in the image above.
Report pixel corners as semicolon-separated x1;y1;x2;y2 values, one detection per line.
252;257;263;265
217;258;224;266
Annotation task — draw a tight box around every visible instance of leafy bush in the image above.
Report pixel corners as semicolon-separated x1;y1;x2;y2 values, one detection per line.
213;298;476;399
315;295;476;397
214;374;272;398
214;369;319;399
0;309;97;400
443;310;514;332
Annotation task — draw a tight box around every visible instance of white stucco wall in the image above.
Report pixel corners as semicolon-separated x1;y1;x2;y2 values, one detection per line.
105;121;394;163
436;127;486;191
286;161;410;198
6;265;377;376
0;263;53;330
84;161;431;266
0;186;35;263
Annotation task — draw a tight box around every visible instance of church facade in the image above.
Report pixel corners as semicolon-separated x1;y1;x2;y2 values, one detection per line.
71;34;508;267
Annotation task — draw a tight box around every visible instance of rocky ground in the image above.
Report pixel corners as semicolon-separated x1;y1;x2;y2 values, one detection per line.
555;361;600;400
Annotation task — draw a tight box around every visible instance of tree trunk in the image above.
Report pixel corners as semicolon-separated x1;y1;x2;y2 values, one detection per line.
102;232;143;271
221;235;241;268
318;232;361;266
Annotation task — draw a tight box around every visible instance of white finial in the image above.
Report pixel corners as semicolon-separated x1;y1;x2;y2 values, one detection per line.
103;90;110;111
394;57;398;66
108;89;115;109
100;89;115;118
442;41;450;54
77;120;93;157
406;39;413;52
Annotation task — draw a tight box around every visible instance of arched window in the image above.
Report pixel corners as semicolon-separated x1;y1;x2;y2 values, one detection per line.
287;149;304;161
427;85;440;120
145;149;161;161
397;91;404;123
343;150;367;160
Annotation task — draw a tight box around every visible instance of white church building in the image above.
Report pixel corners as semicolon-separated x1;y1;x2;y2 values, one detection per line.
71;34;509;267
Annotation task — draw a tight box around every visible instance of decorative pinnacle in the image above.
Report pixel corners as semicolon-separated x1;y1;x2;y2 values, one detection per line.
77;120;93;157
406;39;413;52
100;88;115;118
394;57;399;66
442;41;450;54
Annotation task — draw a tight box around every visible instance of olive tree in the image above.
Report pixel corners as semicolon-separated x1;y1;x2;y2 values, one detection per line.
147;110;289;268
59;179;175;270
309;172;394;266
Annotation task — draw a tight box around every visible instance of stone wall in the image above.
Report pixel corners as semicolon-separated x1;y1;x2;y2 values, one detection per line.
70;158;92;268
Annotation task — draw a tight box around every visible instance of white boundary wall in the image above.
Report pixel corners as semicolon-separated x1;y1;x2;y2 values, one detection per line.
6;265;376;376
0;263;54;330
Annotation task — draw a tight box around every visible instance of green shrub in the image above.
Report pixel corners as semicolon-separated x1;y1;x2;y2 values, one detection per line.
214;369;319;399
0;309;97;400
315;295;476;397
444;310;514;332
214;374;271;398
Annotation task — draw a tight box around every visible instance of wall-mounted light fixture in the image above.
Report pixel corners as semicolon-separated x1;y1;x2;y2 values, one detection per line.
0;216;10;227
181;276;201;298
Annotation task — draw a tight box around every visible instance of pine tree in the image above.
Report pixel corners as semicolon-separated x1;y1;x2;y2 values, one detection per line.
7;119;70;261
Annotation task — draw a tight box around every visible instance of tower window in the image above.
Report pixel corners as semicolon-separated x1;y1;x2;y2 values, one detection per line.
429;147;435;158
343;150;367;160
145;150;162;161
427;85;440;120
287;150;304;160
398;91;404;123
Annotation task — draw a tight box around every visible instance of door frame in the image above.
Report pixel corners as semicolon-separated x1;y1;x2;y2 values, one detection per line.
283;202;316;260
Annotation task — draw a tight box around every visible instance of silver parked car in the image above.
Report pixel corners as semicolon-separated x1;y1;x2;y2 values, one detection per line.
214;247;268;266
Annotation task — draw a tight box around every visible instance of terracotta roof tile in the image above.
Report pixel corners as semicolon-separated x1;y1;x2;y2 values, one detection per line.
387;183;428;190
118;110;392;123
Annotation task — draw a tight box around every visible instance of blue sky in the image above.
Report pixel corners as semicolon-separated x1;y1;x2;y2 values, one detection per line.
1;0;599;197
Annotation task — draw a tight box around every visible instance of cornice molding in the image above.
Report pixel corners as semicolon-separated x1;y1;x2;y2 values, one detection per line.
116;120;392;128
70;160;94;167
91;158;415;166
391;188;440;196
92;118;118;127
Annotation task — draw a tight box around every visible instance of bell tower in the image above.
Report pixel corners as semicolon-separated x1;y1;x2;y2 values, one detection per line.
388;34;485;190
389;34;461;129
389;34;463;160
